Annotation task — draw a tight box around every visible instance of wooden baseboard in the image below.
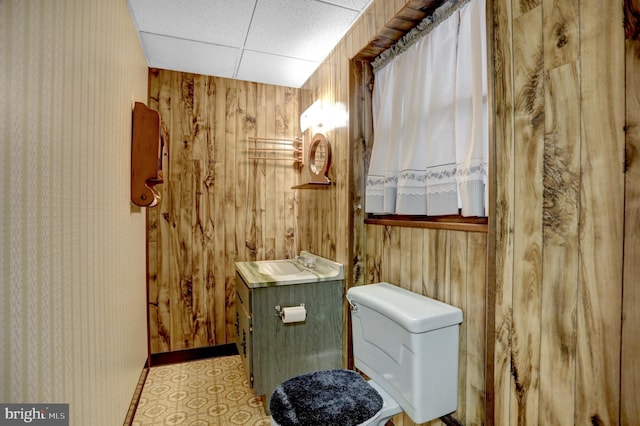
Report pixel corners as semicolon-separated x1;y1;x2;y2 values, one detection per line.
123;362;149;426
149;344;239;367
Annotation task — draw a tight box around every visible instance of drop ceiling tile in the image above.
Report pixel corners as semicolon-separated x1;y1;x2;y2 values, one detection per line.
128;0;256;47
140;32;240;78
245;0;358;61
323;0;372;10
127;0;375;86
236;50;320;88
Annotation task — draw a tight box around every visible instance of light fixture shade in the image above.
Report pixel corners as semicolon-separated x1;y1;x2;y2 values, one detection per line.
300;100;322;132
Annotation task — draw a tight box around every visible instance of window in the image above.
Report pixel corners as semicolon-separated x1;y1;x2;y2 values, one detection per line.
365;0;488;220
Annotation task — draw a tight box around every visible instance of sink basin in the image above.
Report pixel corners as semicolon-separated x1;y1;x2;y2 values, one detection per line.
256;260;313;277
235;252;344;287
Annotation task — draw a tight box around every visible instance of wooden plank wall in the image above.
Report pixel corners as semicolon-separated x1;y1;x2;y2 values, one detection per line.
297;0;415;271
364;226;488;426
140;0;639;424
301;1;490;425
623;1;640;423
491;0;632;425
147;70;300;352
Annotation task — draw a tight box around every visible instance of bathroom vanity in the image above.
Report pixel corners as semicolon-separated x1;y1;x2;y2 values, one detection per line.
234;253;344;412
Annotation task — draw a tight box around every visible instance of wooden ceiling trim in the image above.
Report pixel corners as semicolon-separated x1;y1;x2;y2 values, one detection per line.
353;0;445;61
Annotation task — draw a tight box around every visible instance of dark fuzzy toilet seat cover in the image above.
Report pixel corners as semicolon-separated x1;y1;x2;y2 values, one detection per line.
269;369;383;426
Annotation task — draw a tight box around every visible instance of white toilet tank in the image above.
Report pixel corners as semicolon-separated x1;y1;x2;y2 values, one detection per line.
346;282;463;424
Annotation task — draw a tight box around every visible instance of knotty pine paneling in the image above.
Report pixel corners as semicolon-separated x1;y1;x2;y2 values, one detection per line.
511;6;544;425
489;0;516;423
140;0;640;424
147;70;300;352
539;1;580;424
297;0;415;288
623;5;640;421
296;0;412;376
490;0;629;425
364;225;487;426
300;1;490;425
576;1;625;422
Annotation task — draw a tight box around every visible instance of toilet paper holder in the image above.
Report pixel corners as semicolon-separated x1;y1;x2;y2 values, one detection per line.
274;304;305;319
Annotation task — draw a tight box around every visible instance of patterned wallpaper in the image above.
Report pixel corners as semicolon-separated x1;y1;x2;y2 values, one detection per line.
1;0;149;424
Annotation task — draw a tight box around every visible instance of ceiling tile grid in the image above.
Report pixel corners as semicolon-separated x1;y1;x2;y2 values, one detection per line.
245;0;359;61
128;0;256;46
127;0;373;87
236;50;320;88
139;32;241;78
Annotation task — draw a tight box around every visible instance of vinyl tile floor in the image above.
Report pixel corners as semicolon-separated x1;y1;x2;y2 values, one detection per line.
132;355;271;425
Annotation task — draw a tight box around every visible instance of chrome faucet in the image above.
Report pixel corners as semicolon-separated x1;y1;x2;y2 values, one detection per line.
295;253;316;269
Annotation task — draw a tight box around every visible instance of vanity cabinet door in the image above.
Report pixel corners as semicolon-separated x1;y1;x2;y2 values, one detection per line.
234;269;343;411
251;280;343;398
235;277;253;387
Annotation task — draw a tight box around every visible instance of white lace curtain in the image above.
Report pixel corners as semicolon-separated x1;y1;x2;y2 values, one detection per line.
365;0;487;217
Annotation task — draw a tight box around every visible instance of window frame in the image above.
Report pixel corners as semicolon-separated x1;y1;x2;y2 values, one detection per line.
365;211;488;232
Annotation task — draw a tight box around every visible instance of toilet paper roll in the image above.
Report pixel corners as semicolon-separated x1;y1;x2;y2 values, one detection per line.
281;306;306;324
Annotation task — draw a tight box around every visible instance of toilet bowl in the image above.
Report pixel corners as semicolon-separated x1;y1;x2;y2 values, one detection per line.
269;370;401;426
268;282;463;425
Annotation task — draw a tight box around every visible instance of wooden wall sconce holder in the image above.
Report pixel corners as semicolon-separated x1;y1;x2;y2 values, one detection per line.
131;102;167;207
308;133;331;184
292;133;332;189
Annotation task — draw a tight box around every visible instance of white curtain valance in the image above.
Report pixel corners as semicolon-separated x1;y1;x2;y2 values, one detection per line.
366;0;487;217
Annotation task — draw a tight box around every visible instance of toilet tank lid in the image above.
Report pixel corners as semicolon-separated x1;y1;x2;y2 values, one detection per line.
346;282;463;333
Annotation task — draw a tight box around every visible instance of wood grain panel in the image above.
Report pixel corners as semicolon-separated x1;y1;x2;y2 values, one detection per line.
363;225;487;425
450;231;468;422
212;76;228;346
192;74;209;347
489;0;630;424
410;228;424;295
577;1;625;424
623;34;640;426
620;40;640;425
321;2;491;424
147;70;301;352
466;232;487;425
539;0;580;422
142;0;637;424
298;0;411;273
224;79;238;341
348;59;373;287
489;0;516;423
540;62;580;426
511;6;543;425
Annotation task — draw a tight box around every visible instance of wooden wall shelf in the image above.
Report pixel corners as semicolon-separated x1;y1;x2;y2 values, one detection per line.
292;182;332;189
294;133;332;188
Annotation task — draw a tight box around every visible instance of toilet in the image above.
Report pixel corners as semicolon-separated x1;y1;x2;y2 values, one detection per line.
269;282;463;426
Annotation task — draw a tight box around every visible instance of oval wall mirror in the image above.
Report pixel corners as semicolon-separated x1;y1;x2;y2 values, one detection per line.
308;133;331;184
